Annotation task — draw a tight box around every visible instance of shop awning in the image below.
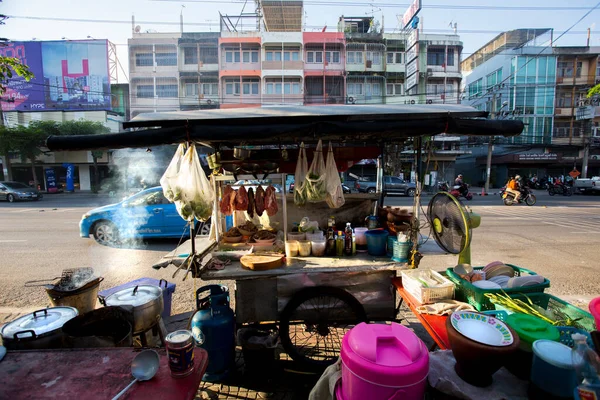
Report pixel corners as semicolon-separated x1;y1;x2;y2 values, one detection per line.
46;104;523;151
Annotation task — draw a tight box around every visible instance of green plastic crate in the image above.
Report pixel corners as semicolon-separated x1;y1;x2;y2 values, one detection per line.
494;292;596;333
446;264;550;311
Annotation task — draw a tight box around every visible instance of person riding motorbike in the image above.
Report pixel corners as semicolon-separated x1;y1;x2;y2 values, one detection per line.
505;175;522;202
453;174;469;196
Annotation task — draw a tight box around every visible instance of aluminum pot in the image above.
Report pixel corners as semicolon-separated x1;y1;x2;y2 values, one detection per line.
45;276;104;315
100;285;163;334
0;307;78;350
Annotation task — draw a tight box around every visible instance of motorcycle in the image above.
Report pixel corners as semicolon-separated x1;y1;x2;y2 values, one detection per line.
548;183;572;197
501;186;536;206
437;181;449;192
450;183;473;201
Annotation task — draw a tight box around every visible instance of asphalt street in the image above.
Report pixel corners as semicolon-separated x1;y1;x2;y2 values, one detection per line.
0;190;599;323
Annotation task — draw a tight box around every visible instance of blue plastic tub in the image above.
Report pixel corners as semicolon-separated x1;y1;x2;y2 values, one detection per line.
98;278;176;319
365;230;389;256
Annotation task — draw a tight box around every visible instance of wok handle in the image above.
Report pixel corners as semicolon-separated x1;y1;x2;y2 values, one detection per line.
14;330;37;341
132;285;139;295
24;278;60;287
159;279;168;289
98;295;107;306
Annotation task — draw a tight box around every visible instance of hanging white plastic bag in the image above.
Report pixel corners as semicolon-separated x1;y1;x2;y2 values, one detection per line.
304;140;327;203
160;143;186;202
175;144;215;222
325;142;345;209
293;142;308;206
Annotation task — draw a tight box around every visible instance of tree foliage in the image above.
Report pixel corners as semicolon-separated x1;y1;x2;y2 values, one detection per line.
0;56;34;95
588;83;600;99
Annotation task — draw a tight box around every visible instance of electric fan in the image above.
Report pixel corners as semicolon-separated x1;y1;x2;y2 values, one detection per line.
427;192;481;265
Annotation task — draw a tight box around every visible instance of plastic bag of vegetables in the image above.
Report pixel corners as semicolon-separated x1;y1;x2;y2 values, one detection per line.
304;140;327;203
174;144;215;222
293;142;308;206
160;143;186;202
325;141;345;209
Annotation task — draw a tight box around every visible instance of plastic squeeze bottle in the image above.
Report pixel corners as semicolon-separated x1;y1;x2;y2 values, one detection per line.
573;333;600;400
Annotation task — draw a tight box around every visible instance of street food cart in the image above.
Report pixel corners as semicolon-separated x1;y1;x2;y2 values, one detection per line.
46;104;524;369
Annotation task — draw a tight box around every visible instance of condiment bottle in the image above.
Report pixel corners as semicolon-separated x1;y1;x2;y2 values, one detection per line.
326;216;336;256
344;223;353;256
336;231;344;256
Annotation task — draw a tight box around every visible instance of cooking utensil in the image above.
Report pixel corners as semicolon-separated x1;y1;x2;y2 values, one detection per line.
530;340;578;399
25;268;95;289
233;147;251;160
45;277;104;315
454;263;473;276
101;285;164;334
240;254;284;271
111;349;160;400
0;307;79;350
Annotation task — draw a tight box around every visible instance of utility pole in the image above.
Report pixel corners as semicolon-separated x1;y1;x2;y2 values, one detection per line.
0;103;12;181
484;93;496;195
582;120;590;179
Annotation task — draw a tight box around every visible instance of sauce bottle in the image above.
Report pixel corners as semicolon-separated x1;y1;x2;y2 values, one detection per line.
336;231;344;256
326;216;336;256
344;223;353;256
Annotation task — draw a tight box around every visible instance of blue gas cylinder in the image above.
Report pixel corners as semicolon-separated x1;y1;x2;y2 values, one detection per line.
191;285;235;382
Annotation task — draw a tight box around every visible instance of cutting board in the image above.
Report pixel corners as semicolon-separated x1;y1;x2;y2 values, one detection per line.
240;254;284;271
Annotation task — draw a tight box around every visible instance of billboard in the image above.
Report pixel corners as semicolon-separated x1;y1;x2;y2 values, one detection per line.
1;40;111;112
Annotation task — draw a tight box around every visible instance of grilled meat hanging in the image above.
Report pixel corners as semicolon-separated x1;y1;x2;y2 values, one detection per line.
265;185;278;216
247;187;255;218
255;186;266;216
235;186;249;211
220;185;234;215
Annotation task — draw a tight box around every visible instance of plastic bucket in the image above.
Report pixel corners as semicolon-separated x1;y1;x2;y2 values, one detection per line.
365;230;389;256
393;241;412;262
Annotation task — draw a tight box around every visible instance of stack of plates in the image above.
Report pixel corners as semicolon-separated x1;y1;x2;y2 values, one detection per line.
472;280;502;290
489;275;510;288
506;275;545;289
483;262;515;279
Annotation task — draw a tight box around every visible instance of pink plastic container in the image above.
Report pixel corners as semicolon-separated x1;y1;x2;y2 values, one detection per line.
589;297;600;329
339;322;429;400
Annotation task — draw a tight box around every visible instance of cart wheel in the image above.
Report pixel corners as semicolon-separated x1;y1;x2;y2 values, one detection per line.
279;286;367;368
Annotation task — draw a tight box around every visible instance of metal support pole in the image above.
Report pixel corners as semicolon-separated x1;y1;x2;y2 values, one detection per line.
582;121;590;179
484;93;497;195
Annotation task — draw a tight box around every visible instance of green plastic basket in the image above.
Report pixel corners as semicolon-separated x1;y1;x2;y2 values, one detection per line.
446;264;550;311
494;292;596;333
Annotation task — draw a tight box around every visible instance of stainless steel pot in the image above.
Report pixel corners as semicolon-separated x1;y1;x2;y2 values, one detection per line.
101;285;163;334
234;147;251;160
0;307;78;350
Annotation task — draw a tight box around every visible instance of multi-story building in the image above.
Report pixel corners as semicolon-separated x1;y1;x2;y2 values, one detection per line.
128;32;181;118
261;32;305;106
303;32;346;105
459;29;600;184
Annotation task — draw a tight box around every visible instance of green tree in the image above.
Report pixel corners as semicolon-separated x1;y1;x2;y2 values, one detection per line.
588;83;600;98
0;56;34;95
12;121;60;186
59;120;110;192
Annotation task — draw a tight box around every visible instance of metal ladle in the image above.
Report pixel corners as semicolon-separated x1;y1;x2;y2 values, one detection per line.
112;350;160;400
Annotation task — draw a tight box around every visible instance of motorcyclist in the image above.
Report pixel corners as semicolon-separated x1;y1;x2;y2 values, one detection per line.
454;174;468;196
506;175;521;202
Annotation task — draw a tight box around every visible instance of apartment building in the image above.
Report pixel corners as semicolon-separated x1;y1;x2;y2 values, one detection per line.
459;29;600;184
303;32;346;105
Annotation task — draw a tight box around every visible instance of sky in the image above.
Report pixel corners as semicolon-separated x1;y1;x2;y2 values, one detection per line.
2;0;600;84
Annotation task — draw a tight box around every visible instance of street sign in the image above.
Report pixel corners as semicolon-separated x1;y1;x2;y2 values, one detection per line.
406;58;418;78
518;153;558;161
407;28;419;50
569;169;580;178
402;0;422;29
405;43;419;64
405;73;418;93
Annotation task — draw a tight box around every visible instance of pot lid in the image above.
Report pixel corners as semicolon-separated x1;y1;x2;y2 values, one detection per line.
0;307;78;339
506;313;560;345
533;340;576;370
104;285;162;307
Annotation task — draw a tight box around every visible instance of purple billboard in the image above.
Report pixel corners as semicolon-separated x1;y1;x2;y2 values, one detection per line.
1;40;111;112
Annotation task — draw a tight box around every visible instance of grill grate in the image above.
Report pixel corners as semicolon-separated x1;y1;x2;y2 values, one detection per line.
55;268;95;291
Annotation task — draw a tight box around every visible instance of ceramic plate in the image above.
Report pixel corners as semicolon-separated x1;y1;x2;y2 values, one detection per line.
472;280;502;290
486;265;515;279
489;275;510;288
507;275;545;288
451;311;514;347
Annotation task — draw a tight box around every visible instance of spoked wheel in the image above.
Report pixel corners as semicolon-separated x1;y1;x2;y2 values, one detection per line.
525;194;537;206
548;189;555;196
565;188;573;197
503;196;514;206
279;286;367;369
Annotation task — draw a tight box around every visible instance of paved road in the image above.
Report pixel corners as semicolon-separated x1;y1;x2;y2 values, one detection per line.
0;191;598;322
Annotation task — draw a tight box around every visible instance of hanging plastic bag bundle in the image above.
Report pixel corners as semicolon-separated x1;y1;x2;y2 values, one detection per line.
293;142;308;206
325;142;345;209
175;144;215;222
304;140;327;203
160;143;186;202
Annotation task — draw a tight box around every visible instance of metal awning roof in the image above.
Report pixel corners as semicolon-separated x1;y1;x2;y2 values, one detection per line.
45;104;523;151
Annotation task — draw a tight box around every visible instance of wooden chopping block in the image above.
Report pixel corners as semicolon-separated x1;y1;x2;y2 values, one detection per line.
240;254;284;271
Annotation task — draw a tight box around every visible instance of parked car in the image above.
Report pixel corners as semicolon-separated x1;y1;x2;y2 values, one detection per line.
354;176;416;196
289;181;351;194
0;181;43;202
80;186;210;246
574;176;600;194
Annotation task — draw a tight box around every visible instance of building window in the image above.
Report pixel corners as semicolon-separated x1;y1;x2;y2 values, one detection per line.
136;85;154;98
387;52;403;64
155;52;177;67
347;51;363;64
283;51;300;61
156;84;177;97
446;48;455;66
558;61;582;78
135;53;153;67
185;83;198;96
427;84;453;96
242;79;259;95
184;47;198;65
225;51;241;63
199;47;218;64
386;83;404;96
242;51;259;63
372;83;381;96
347;83;363;95
202;83;218;96
224;79;240;95
306;51;323;64
468;79;483;99
325;51;340;64
366;51;381;65
486;69;503;89
265;79;301;95
427;47;448;66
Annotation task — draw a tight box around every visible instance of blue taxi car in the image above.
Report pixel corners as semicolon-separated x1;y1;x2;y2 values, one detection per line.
80;187;211;245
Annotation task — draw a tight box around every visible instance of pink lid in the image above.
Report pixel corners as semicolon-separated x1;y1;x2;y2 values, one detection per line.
340;322;429;387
